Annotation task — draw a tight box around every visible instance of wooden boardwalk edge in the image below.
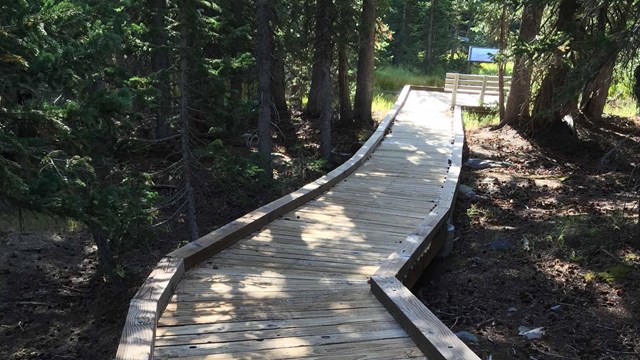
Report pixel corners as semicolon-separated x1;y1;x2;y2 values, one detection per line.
371;105;481;360
115;85;413;360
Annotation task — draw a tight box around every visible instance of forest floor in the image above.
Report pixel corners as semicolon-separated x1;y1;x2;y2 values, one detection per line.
416;113;640;359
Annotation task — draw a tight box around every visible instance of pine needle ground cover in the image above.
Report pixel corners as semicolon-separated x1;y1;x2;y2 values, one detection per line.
416;115;640;359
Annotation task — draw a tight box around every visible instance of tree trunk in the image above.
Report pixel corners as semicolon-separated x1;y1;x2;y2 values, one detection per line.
425;0;436;67
497;5;507;123
504;3;544;126
338;41;353;125
256;0;273;176
89;226;115;276
180;0;199;241
581;60;615;120
531;0;580;130
392;0;407;66
271;39;289;120
230;3;245;104
150;0;171;139
353;0;377;127
307;0;334;159
306;0;334;119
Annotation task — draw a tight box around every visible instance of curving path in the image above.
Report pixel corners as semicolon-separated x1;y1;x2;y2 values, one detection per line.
117;89;480;360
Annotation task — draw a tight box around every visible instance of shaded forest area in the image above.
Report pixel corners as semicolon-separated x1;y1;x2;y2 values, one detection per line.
1;0;640;359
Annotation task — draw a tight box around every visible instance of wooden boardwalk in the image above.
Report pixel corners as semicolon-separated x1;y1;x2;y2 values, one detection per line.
118;88;480;360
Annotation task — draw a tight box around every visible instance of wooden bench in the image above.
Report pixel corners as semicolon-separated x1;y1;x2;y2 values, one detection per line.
445;72;511;107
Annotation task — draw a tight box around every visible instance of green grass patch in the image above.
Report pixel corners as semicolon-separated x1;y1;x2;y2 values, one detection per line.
469;62;514;76
374;66;444;92
372;92;397;114
598;265;633;284
605;98;638;118
0;211;81;233
463;110;500;129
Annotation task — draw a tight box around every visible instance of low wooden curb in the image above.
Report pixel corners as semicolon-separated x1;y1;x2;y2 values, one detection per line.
115;85;413;360
370;105;481;359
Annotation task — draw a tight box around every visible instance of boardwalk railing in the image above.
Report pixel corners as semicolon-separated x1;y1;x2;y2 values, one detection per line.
445;72;511;107
371;105;480;359
117;86;479;360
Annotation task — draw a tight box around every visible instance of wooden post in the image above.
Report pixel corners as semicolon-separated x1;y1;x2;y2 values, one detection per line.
450;73;459;107
479;75;487;105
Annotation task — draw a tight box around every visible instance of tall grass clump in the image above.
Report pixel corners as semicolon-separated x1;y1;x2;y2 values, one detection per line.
463;110;500;129
374;66;445;92
469;62;514;76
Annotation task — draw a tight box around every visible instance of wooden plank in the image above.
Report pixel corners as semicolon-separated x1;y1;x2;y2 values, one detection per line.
154;337;424;360
155;319;401;347
371;276;481;360
156;307;397;337
155;328;409;357
162;296;381;318
167;287;376;307
158;305;387;327
116;257;184;360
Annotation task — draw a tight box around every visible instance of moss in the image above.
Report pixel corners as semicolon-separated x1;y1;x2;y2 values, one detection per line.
569;254;586;265
598;265;633;284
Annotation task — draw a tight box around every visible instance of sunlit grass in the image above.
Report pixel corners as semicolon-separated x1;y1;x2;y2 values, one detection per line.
470;62;514;76
372;92;396;114
605;98;638;118
463;110;500;129
0;211;81;233
374;66;444;92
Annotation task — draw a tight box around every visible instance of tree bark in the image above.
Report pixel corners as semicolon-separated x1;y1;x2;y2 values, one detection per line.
230;2;245;103
353;0;377;127
531;0;580;130
256;0;273;176
497;5;507;123
180;0;199;241
504;3;544;126
306;0;334;118
271;38;289;120
392;0;407;66
425;0;436;66
338;41;353;125
581;59;615;120
149;0;171;139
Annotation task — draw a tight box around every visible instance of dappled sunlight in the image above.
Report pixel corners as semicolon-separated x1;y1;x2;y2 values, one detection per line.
152;90;455;359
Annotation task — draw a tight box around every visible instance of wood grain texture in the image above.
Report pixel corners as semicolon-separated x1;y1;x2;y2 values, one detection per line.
116;257;184;360
370;276;481;360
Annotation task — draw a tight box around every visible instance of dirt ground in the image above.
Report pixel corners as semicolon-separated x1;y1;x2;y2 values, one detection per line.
415;114;640;359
